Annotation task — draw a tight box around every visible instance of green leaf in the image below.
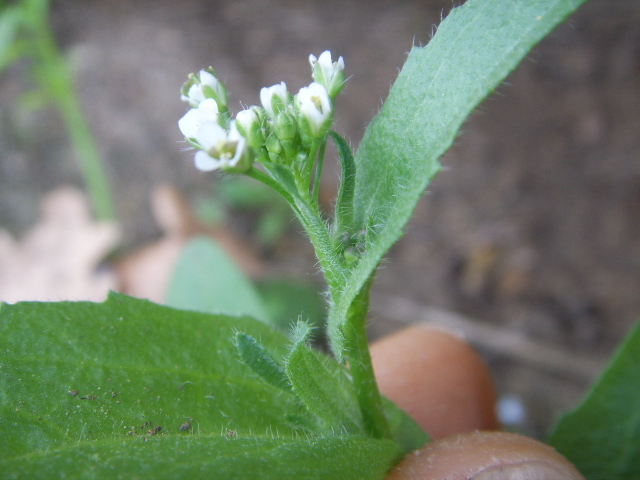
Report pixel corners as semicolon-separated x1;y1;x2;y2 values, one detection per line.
0;436;403;480
547;322;640;480
286;343;364;435
329;130;356;237
0;293;405;479
0;294;296;457
328;0;589;358
236;332;291;392
166;236;268;321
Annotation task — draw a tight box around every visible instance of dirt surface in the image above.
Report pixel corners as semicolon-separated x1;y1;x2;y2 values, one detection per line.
1;0;639;438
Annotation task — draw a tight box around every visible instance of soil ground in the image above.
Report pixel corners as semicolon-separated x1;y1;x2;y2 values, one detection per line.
1;0;639;439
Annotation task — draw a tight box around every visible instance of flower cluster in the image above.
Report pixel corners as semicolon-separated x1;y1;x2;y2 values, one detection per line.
178;51;345;176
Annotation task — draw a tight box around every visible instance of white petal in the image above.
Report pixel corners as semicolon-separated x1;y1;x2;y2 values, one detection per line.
178;108;203;139
228;120;242;141
178;104;219;141
259;87;271;116
199;98;220;114
188;84;205;104
236;108;258;132
304;82;331;117
194;151;222;171
297;82;331;135
195;122;226;151
260;82;288;116
199;69;217;87
318;51;333;69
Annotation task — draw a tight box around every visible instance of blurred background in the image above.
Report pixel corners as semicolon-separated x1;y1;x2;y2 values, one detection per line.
1;0;639;439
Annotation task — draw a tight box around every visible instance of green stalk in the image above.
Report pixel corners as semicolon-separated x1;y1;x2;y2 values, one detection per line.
246;167;298;208
252;149;388;440
29;1;116;220
302;139;320;193
342;277;391;439
249;166;347;293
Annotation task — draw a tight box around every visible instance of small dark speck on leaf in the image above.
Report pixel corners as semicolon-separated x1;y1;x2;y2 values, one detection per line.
180;421;191;431
226;430;237;438
148;425;162;435
69;390;79;397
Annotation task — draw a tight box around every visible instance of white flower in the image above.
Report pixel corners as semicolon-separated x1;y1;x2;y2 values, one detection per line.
178;98;219;142
260;82;291;117
180;68;228;109
309;51;345;98
193;120;252;173
296;82;332;139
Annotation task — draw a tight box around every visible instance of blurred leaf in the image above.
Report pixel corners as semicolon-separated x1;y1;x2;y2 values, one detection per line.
194;195;226;226
219;177;292;246
0;293;404;479
0;4;23;71
166;236;267;321
256;278;325;334
382;397;430;454
219;176;285;208
548;322;640;480
256;208;289;246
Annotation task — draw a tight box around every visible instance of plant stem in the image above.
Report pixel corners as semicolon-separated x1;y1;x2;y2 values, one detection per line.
30;2;116;221
246;167;298;206
248;166;347;292
303;139;320;194
343;278;392;440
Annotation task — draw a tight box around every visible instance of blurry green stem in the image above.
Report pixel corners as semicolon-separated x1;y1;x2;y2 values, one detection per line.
29;0;116;220
312;136;327;204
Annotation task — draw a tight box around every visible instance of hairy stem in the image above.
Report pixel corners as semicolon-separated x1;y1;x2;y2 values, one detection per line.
248;166;347;293
343;278;392;439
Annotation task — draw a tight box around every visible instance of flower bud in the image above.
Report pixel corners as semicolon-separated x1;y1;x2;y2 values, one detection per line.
265;133;283;158
236;106;265;150
273;109;298;142
296;82;332;141
180;67;228;110
260;82;292;117
309;51;345;98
